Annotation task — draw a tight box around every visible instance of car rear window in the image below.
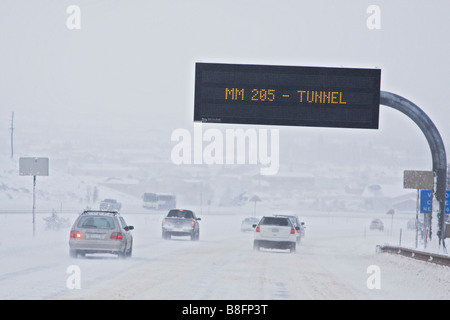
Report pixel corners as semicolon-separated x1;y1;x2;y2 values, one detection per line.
260;217;291;226
167;210;194;219
77;216;115;229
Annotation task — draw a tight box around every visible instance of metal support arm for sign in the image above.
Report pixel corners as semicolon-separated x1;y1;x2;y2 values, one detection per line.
380;91;447;247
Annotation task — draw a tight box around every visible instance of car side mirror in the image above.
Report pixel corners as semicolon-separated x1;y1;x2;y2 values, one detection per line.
252;224;257;228
124;226;134;231
196;218;201;221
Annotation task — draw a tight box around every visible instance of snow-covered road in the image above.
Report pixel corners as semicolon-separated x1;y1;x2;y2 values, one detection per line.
1;212;450;300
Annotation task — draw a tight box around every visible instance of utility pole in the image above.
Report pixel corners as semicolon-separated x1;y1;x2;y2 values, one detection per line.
10;112;14;158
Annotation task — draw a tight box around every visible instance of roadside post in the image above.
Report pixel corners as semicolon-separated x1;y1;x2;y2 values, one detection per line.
19;157;49;237
403;170;434;248
386;208;395;236
249;195;261;216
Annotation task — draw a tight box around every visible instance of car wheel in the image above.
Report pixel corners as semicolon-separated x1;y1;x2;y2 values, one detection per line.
126;242;133;257
191;230;199;241
69;249;78;258
290;243;296;253
162;230;170;239
118;248;127;259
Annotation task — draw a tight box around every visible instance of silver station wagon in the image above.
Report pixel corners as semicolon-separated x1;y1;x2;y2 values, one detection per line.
69;210;134;258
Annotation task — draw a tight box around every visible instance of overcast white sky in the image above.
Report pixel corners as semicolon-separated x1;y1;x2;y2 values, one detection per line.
0;0;449;169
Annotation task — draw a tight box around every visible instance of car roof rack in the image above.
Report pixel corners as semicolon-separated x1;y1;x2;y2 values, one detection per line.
81;210;120;216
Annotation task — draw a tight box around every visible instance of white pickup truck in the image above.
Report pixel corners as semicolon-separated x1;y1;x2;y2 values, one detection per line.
99;199;122;212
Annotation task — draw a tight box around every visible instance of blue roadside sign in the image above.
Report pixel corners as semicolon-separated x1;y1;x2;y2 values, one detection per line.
420;190;432;214
420;190;450;214
446;191;450;214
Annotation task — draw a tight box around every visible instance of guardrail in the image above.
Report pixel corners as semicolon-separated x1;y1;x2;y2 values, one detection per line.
377;245;450;267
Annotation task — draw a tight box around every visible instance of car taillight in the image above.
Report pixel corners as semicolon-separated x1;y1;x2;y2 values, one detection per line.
70;231;81;239
255;225;260;232
162;218;166;225
191;220;196;227
110;232;123;240
290;227;295;234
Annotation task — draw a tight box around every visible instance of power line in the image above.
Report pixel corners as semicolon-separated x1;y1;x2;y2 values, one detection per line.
9;112;14;158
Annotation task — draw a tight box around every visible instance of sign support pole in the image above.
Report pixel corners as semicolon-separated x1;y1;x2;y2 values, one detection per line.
19;157;49;238
415;189;419;249
429;186;434;246
32;176;36;238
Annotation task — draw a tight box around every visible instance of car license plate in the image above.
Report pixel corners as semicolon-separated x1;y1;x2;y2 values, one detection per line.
272;228;279;233
87;233;104;239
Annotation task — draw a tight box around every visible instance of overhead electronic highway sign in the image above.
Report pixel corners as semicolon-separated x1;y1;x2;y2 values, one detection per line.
194;62;381;129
